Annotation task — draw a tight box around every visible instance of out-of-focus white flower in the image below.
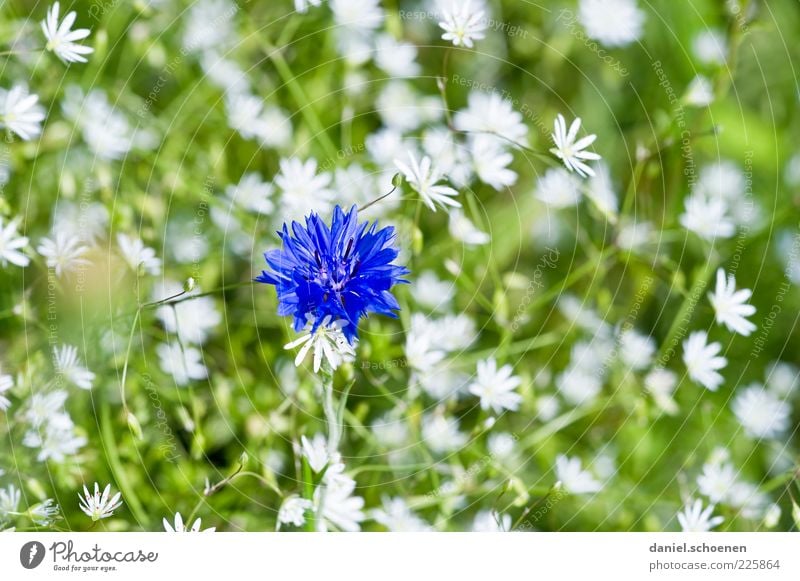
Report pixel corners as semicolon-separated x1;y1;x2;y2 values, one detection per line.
374;34;420;77
331;0;384;33
618;329;655;370
41;2;95;64
550;114;601;178
537;394;561;421
0;370;13;411
78;483;123;521
785;153;800;187
677;498;723;531
472;510;511;532
488;432;517;460
225;92;292;149
535;167;582;208
278;496;314;527
0;484;21;517
395;152;460;212
732;384;791;440
586;162;618;217
0;216;30;268
53;344;95;390
200;52;249;95
295;0;323;14
37;232;91;278
684;75;714;107
225;173;275;215
679;192;735;240
556;366;603;405
24;419;86;462
683;331;726;391
438;0;487;48
454;91;529;146
555;454;602;494
117;233;161;276
617;220;653;250
470;136;517;190
697;460;738;504
0;86;45;141
154;281;221;346
315;476;365;532
371;497;432;531
182;0;236;53
163;512;215;532
708;269;756;336
275;157;334;221
377;81;442;132
693;30;727;65
449;209;490;246
765;361;798;398
469;358;523;413
422;412;466;454
578;0;645;47
156;342;208;386
284;316;356;373
411;271;454;312
645;367;678;414
29;499;60;526
301;433;331;473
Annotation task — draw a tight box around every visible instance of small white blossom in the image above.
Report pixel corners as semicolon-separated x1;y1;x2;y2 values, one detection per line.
470;136;517;190
469;358;523;413
78;483;123;521
371;497;432;531
53;344;95;390
0;216;30;268
117;234;162;276
550;114;601;178
422;412;466;454
578;0;645;47
535;168;582;209
697;460;738;504
618;329;656;370
732;384;791;440
708;269;756;336
275;158;334;220
683;331;727;391
677;498;723;532
294;0;323;14
285;316;356;373
693;30;727;65
30;499;60;526
0;86;45;141
453;91;529;146
472;510;511;532
438;0;487;48
163;512;215;532
41;2;94;64
156;343;208;386
395;152;460;212
0;371;13;411
278;496;314;527
301;433;331;473
685;75;714;107
680;192;735;240
449;209;489;246
37;232;91;278
0;484;21;517
555;454;602;494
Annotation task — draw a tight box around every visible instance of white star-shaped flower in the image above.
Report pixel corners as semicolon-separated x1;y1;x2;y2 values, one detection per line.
394;152;460;212
708;268;756;336
41;2;95;64
550;114;601;177
682;331;727;391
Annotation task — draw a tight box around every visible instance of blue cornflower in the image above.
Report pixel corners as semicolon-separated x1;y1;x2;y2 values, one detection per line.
256;205;409;343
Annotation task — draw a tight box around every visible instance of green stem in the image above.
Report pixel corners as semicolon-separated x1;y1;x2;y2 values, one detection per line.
100;401;148;526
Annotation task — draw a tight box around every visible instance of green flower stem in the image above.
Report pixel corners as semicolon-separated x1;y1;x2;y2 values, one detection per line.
100;400;148;526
